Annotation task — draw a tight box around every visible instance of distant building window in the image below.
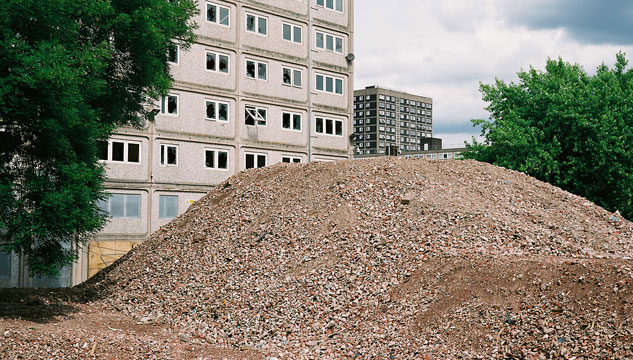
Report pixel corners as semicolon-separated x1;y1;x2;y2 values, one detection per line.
282;156;301;164
282;67;302;87
205;100;229;122
246;59;267;80
160;144;178;166
206;51;229;74
167;44;178;64
207;3;230;26
97;193;141;219
282;112;302;131
246;13;267;35
316;117;343;136
0;251;10;278
205;149;229;170
315;31;343;53
160;94;179;116
159;195;178;219
98;140;141;164
245;153;266;169
315;74;343;95
282;23;302;43
245;106;267;126
316;0;343;12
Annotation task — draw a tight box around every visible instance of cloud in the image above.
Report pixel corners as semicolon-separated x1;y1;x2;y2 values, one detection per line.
503;0;633;45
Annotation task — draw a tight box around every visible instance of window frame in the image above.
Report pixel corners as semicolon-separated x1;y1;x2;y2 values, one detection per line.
315;30;344;54
282;22;302;44
206;2;230;27
281;111;302;132
245;105;267;127
159;195;179;219
316;0;343;12
245;12;268;36
160;94;179;116
167;44;179;65
99;140;142;164
315;73;344;95
160;144;178;167
281;156;302;164
245;59;267;80
282;66;302;88
245;152;267;169
204;148;229;170
98;193;142;219
205;50;230;74
205;99;230;122
315;117;344;137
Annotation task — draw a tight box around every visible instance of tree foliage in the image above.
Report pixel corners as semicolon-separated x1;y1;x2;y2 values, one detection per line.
465;54;633;219
0;0;197;276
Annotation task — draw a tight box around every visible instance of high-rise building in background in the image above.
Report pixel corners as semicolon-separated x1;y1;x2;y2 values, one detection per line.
352;86;432;157
0;0;355;287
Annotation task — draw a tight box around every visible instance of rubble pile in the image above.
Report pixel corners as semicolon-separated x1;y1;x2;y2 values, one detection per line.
83;158;632;359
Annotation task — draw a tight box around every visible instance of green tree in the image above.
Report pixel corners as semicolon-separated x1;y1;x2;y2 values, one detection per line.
465;53;633;219
0;0;197;276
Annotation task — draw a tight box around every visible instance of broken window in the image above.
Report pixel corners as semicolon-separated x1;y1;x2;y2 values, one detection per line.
160;144;178;166
206;100;229;122
246;60;266;80
206;149;228;169
283;68;291;85
161;94;178;115
246;13;267;35
206;52;229;73
245;106;266;126
207;3;229;26
167;44;178;64
282;112;301;131
282;67;301;87
246;60;255;78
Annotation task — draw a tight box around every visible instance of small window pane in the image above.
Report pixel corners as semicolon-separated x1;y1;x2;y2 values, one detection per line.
258;62;267;80
326;77;333;92
316;75;323;90
167;96;177;114
327;0;334;9
293;70;301;87
0;251;11;278
335;121;343;136
282;113;291;129
246;61;255;78
257;108;266;125
167;44;178;63
336;0;343;11
159;195;178;219
316;118;323;133
246;154;255;169
206;150;215;168
218;103;228;121
293;26;301;43
283;68;291;85
258;17;267;35
317;0;324;6
292;158;301;163
112;142;124;161
246;14;255;32
219;7;229;26
206;53;216;71
167;146;177;165
335;78;343;94
326;35;333;51
245;107;255;125
283;24;291;41
219;55;229;73
206;101;216;120
335;37;343;53
282;157;290;163
316;32;324;48
127;143;140;163
293;114;301;130
257;155;266;168
326;119;333;134
126;194;141;218
207;4;217;22
110;194;125;218
218;151;228;169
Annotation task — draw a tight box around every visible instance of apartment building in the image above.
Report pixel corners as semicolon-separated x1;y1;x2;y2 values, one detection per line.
0;0;354;288
352;86;432;157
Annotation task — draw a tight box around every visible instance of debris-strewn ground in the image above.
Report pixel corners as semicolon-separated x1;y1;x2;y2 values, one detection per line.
2;158;632;359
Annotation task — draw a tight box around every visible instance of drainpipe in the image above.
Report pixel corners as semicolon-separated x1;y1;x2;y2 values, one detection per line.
307;3;313;163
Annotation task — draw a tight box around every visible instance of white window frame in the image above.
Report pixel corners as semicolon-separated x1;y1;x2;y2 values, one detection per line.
245;59;267;80
99;140;142;164
160;94;179;116
160;144;178;166
245;152;267;169
282;66;302;88
245;105;267;126
245;13;268;36
98;193;142;219
281;156;302;164
316;0;343;12
204;148;229;170
205;99;230;122
206;2;230;27
282;111;302;132
167;44;179;65
315;73;344;95
315;30;344;54
315;117;344;137
205;50;230;74
282;22;302;44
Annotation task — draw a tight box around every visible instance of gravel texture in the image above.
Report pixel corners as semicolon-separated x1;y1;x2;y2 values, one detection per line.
3;158;632;359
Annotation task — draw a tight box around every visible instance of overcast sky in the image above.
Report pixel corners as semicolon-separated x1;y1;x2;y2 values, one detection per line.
354;0;633;148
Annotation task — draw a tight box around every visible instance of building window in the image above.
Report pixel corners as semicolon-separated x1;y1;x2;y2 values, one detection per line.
315;31;343;53
160;94;179;116
282;112;301;131
245;106;266;126
205;100;229;122
282;156;301;164
206;51;229;74
97;193;141;219
246;59;267;80
315;74;343;95
245;153;266;169
282;67;302;87
0;251;10;278
315;117;343;136
207;3;230;26
159;195;178;219
205;149;229;170
246;13;267;35
98;140;141;163
316;0;343;12
167;44;178;64
282;23;302;43
160;144;178;166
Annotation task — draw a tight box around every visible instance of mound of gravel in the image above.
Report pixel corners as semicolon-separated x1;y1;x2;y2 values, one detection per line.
87;158;633;359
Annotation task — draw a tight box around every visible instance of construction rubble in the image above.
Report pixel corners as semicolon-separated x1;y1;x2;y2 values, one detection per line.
2;158;633;359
